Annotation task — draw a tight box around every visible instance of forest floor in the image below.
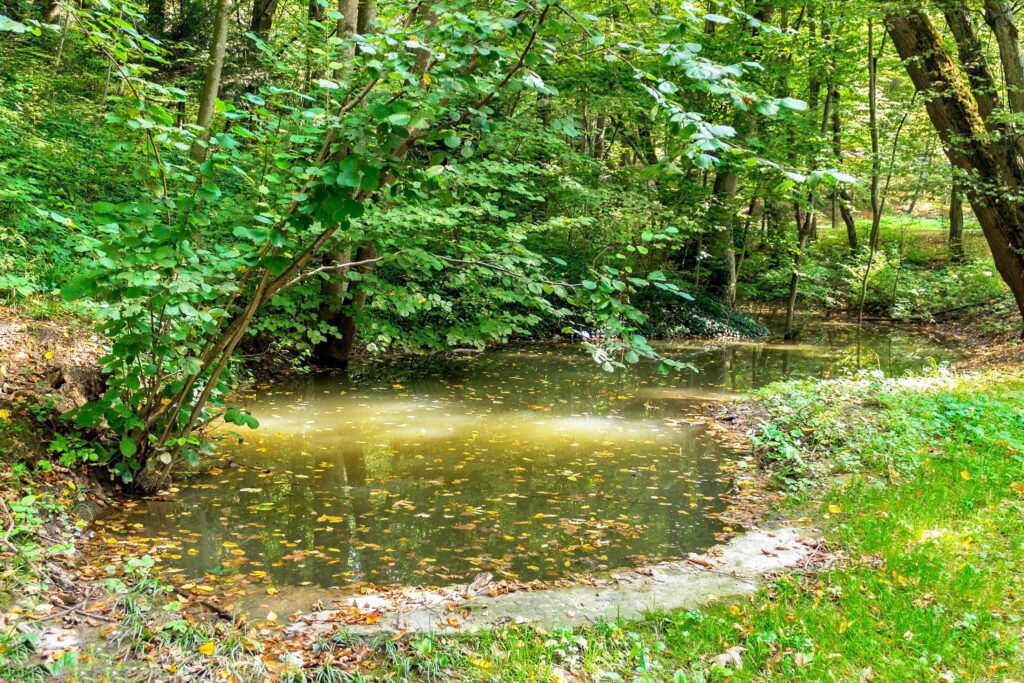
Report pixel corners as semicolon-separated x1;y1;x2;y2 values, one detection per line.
1;311;1024;680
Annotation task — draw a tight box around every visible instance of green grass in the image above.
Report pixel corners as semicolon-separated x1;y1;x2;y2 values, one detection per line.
350;370;1024;681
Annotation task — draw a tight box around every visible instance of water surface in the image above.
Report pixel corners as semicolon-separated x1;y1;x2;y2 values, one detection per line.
88;322;957;593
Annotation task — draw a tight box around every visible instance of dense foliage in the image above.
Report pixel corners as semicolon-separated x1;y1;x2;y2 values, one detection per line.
0;0;1019;488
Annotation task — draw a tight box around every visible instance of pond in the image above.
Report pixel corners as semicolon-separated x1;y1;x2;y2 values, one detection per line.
87;322;958;599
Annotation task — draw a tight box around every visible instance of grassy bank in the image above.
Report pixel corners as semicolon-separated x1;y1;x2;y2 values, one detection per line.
355;368;1024;681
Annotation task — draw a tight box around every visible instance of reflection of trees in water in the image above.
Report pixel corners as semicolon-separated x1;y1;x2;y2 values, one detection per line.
115;329;953;587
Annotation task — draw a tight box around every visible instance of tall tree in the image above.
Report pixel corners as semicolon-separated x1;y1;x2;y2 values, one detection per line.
250;0;277;36
146;0;164;37
885;4;1024;327
949;179;965;263
190;0;230;162
312;0;371;367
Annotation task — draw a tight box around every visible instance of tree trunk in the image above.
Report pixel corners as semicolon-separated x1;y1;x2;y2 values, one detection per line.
867;19;883;253
314;243;376;367
42;0;61;22
949;180;965;263
887;7;1024;325
982;0;1024;115
357;0;375;33
944;2;1000;121
831;89;858;251
190;0;230;162
338;0;357;37
784;204;814;340
146;0;165;36
308;0;323;22
313;0;371;367
709;171;739;307
250;0;278;36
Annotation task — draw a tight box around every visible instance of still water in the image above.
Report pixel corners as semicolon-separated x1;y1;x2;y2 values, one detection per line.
88;322;957;591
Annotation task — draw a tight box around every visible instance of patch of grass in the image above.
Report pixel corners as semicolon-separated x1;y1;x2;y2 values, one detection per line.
345;370;1024;681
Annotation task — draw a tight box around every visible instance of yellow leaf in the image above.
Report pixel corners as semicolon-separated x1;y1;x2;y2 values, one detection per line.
960;470;971;481
827;504;842;514
0;409;9;420
44;351;54;360
198;641;216;656
316;514;343;523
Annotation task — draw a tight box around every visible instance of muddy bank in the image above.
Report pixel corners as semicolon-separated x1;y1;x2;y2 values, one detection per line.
279;526;822;637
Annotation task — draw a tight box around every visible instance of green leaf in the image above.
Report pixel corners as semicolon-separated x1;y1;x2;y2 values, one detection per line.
120;437;137;458
199;183;222;201
360;165;381;191
61;274;95;301
443;132;462;149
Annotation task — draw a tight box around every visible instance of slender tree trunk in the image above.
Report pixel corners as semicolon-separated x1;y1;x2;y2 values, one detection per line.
858;19;883;328
949;180;965;263
831;86;858;250
705;2;774;308
336;243;376;364
709;171;740;307
313;0;371;367
982;0;1024;115
867;20;884;253
905;140;936;215
190;0;230;162
784;204;814;340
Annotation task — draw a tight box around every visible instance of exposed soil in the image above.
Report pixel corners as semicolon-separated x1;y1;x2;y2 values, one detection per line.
0;307;106;416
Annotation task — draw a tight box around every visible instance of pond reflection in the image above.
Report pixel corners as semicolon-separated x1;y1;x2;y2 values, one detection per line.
87;322;957;590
